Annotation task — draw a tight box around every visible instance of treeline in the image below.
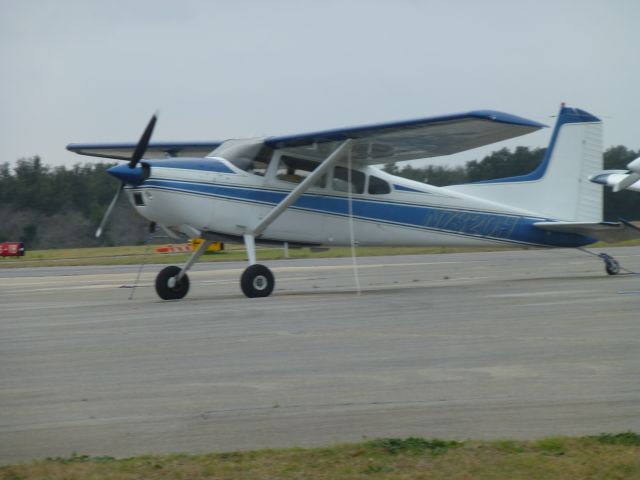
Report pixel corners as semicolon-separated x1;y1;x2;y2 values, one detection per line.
0;145;638;249
0;158;148;248
383;146;546;185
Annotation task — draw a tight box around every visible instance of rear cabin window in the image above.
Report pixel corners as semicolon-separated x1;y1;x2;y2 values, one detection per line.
332;166;365;194
368;175;391;194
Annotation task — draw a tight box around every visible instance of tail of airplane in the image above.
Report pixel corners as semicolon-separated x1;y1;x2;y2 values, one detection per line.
446;105;603;222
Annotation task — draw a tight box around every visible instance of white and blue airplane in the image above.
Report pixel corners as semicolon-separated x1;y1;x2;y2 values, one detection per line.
67;104;639;299
590;157;640;193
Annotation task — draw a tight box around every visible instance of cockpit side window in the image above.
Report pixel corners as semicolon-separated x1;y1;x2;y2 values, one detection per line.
332;166;365;194
276;155;326;187
368;175;391;194
245;159;269;176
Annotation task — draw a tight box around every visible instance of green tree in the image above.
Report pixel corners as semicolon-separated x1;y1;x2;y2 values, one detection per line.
466;146;545;182
0;158;148;248
383;163;467;186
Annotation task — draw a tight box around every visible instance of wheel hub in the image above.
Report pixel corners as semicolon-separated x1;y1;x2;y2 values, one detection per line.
253;275;267;291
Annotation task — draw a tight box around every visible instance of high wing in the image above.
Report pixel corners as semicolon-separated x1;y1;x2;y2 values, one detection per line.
66;141;223;161
534;220;640;243
67;110;545;164
265;110;546;165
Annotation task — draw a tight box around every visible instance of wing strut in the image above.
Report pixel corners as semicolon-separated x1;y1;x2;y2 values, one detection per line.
252;140;353;238
242;139;353;264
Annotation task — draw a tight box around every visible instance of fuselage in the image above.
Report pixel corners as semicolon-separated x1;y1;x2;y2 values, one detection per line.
110;155;595;249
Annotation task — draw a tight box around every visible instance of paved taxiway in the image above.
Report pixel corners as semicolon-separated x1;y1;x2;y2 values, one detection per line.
1;247;639;463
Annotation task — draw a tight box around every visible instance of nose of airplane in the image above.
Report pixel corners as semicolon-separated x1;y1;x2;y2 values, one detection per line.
107;163;146;185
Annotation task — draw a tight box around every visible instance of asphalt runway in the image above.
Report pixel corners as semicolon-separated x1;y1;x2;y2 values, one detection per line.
1;247;639;464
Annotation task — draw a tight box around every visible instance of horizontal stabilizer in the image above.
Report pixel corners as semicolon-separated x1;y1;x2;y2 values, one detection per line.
534;220;640;243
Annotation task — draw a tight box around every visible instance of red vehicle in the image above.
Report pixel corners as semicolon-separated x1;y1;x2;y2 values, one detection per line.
0;242;25;257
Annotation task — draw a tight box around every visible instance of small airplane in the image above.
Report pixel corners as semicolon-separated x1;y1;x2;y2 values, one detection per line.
67;104;639;300
590;157;640;193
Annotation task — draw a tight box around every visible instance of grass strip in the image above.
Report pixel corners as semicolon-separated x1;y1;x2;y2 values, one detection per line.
3;239;640;269
0;244;519;268
2;434;640;479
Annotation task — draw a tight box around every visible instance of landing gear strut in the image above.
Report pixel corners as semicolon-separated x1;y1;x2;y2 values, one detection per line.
239;233;275;298
154;238;214;300
152;234;277;300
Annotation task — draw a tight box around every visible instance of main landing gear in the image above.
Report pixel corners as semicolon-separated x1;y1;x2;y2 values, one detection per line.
153;234;276;300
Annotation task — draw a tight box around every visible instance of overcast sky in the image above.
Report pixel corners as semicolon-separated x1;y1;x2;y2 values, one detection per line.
1;0;638;169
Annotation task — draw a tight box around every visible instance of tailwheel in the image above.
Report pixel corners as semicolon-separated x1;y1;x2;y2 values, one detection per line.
155;265;190;300
599;253;620;276
240;264;275;298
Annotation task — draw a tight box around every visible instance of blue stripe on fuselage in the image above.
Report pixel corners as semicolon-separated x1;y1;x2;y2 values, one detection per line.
140;179;595;247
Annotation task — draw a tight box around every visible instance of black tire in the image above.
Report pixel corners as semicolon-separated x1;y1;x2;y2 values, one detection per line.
155;265;190;300
240;264;275;298
605;259;620;276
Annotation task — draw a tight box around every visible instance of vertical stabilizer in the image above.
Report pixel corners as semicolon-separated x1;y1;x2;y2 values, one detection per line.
446;105;603;222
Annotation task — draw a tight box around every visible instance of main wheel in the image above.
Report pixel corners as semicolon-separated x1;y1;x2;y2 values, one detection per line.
240;264;275;298
155;265;190;300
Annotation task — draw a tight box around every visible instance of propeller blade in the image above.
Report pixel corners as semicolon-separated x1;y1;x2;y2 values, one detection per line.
96;183;124;238
128;114;158;169
613;172;640;192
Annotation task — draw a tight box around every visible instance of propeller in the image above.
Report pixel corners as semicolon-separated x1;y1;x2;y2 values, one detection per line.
96;184;124;238
613;157;640;192
129;114;157;169
96;114;157;238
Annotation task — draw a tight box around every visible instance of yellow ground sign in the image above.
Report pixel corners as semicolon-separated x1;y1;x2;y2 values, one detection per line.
190;238;224;252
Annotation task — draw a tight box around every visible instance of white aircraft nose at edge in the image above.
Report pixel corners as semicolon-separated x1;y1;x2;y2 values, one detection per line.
590;157;640;193
67;104;640;299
